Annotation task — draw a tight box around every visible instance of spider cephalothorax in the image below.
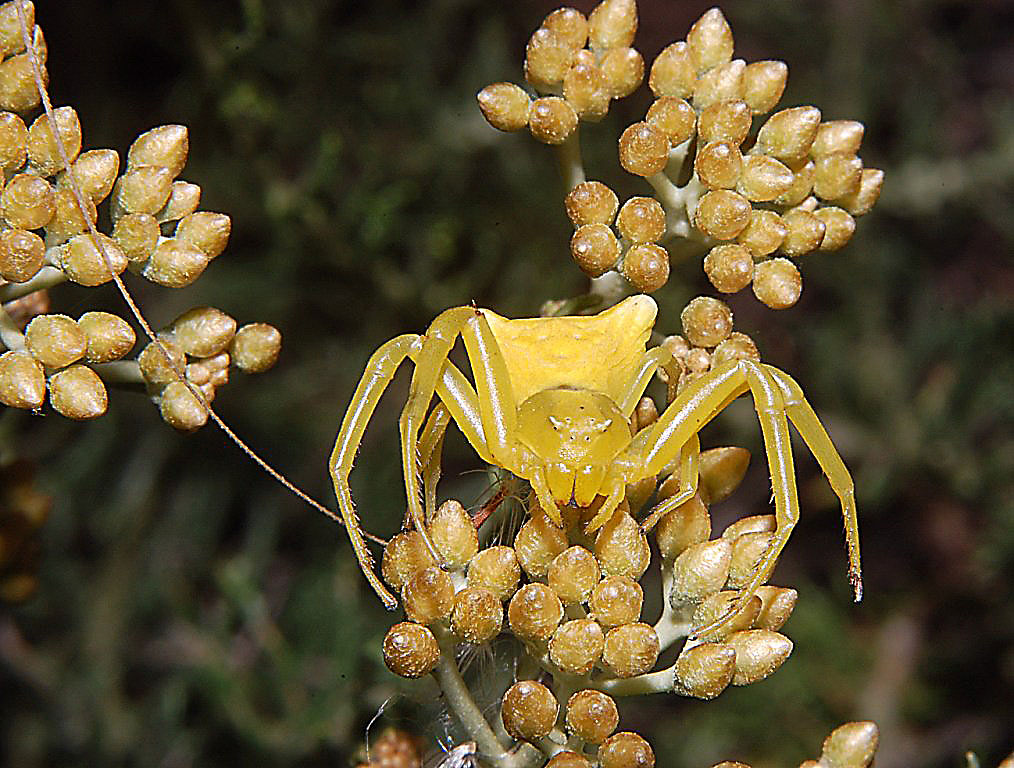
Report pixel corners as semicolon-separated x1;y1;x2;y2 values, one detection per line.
330;295;860;637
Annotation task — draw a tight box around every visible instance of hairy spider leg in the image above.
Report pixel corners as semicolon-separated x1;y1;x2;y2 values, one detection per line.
638;433;701;534
414;402;451;529
764;365;861;601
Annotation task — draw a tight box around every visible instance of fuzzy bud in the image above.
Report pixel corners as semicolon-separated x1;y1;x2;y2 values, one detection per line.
670;539;733;606
693;189;751;240
508;582;564;643
548;545;601;604
599;47;644;98
563;60;611;121
543;8;589;51
428;499;478;569
779;208;826;256
525;28;574;90
595;511;650;580
696;141;743;190
598;732;655;768
812;120;864;157
602;622;659;678
550;618;605;675
621;243;669;293
704;244;753;293
528;96;578;145
587;0;637;50
515;511;568;579
158;380;208;431
674;642;737;699
381;531;436;590
59;233;128;287
619;122;669;177
501;681;559;743
477;82;532;132
402;565;455;624
26;106;80;177
698;99;752;146
450;586;502;644
113;165;174;217
655;493;711;560
0;110;26;172
25;313;86;369
755;106;821;164
143;239;211;288
60;148;120;204
736;209;786;257
617;196;665;244
752;257;801;309
835;168;883;216
175;212;231;258
78;311;135;363
692;591;761;640
0;227;43;282
127;125;189;178
382;622;440;679
753;586;797;631
0;350;45;409
645;96;696;146
712;332;760;366
814;206;856;251
726;629;792;684
693;59;745;110
2;172;53;230
137;338;186;387
681;296;733;348
571;223;620;278
741;60;788;115
736;154;795;202
820;721;879;768
590;575;643;628
698;446;751;504
649;42;695;99
566;689;619;744
565;181;618;228
687;8;734;72
466;545;519;601
0;54;42;113
47;364;107;420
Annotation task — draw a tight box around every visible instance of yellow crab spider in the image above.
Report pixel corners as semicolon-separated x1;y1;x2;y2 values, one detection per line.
329;295;861;636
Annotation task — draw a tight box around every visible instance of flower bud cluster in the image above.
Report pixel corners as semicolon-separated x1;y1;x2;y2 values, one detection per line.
566;180;671;293
0;3;282;431
353;728;422;768
137;308;281;431
477;0;643;145
0;459;50;603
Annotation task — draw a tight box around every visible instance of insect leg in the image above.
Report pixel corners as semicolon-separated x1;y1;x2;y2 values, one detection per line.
638;433;700;534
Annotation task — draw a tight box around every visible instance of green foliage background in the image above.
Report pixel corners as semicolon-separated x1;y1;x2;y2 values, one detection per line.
1;1;1011;766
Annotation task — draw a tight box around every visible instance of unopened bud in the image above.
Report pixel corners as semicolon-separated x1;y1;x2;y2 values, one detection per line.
645;96;696;146
696;141;743;190
741;60;788;115
566;689;619;744
2;172;53;230
780;208;826;257
477;82;532;132
0;2;33;59
0;54;42;113
752;257;801;309
528;96;578;145
600;47;644;98
175;211;231;258
25;313;86;369
565;181;618;228
515;511;568;578
402;565;455;624
736;209;785;256
543;8;589;51
143;239;211;288
693;189;751;240
548;545;601;604
655;492;711;559
78;311;135;363
736;154;794;202
501;681;558;742
0;349;45;409
571;223;620;278
693;59;745;110
229;323;281;373
0;227;43;282
169;307;237;358
681;296;733;348
687;8;734;72
649;41;694;98
821;721;879;768
48;364;107;420
113;165;174;217
127;124;189;177
112;213;159;263
59;233;128;287
675;642;736;699
814;206;856;251
727;532;772;589
726;629;792;684
27;106;80;176
590;575;643;627
160;181;201;223
617;196;665;244
383;622;440;679
619;122;669;177
0;110;26;172
712;332;760;365
467;545;520;601
550;618;605;674
755;106;821;164
595;511;651;580
563;60;610;121
158;380;208;431
381;530;436;590
671;539;732;605
587;0;637;50
508;582;563;643
813;153;863;201
692;591;761;639
753;586;797;631
698;99;752;146
137;339;185;387
60;148;120;204
698;446;751;504
429;499;478;569
451;586;503;644
835;168;884;216
621;243;669;293
812;120;864;157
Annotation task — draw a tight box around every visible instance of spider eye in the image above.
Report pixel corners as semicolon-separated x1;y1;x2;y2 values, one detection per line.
548;415;564;430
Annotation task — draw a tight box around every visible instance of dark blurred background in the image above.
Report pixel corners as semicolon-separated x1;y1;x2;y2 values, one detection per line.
1;1;1012;766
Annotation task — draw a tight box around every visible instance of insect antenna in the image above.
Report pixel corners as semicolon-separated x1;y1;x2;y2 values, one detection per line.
15;6;385;549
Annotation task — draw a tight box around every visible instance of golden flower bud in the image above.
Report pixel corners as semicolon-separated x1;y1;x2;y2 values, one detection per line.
169;307;237;358
565;180;618;228
546;752;593;768
525;28;574;90
600;47;644;98
754;106;822;164
752;257;801;309
113;165;174;217
727;532;772;589
229;323;281;373
161;181;201;222
696;141;743;191
693;189;751;240
649;41;694;99
0;2;33;58
670;539;733;605
779;208;826;257
514;510;568;579
684;347;712;377
508;582;564;643
0;227;42;282
571;223;620;278
697;99;751;146
158;380;208;431
24;313;86;369
590;575;643;628
466;545;519;601
127;124;189;178
543;8;589;51
450;586;503;644
143;239;211;288
2;172;53;230
112;213;159;263
528;96;579;145
137;338;186;387
619;122;669;177
821;721;879;768
429;499;478;569
722;514;775;541
563;60;610;121
48;364;107;420
383;622;440;679
381;531;435;590
599;732;655;768
78;311;135;363
681;296;733;348
27;106;80;176
692;591;760;639
698;446;751;505
835;168;884;216
753;585;797;631
726;629;792;684
812;120;864;157
645;96;695;146
621;243;669;293
602;622;659;678
736;209;785;256
566;689;619;744
595;511;650;580
0;54;41;113
588;0;637;50
687;8;734;72
548;545;601;604
550;618;605;675
59;148;120;204
501;681;558;743
736;154;794;202
0;349;45;409
712;332;760;366
693;59;745;110
741;60;788;115
814;206;856;251
704;244;753;293
46;186;96;244
59;233;128;287
175;211;231;258
813;152;863;201
674;642;736;699
632;396;659;432
477;82;532;132
402;565;455;624
617;196;665;243
0;110;26;172
655;493;711;560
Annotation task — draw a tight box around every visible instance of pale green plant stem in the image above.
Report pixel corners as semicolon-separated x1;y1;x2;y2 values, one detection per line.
0;305;25;351
0;266;67;302
554;129;585;192
91;360;146;387
653;561;693;652
593;663;676;696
